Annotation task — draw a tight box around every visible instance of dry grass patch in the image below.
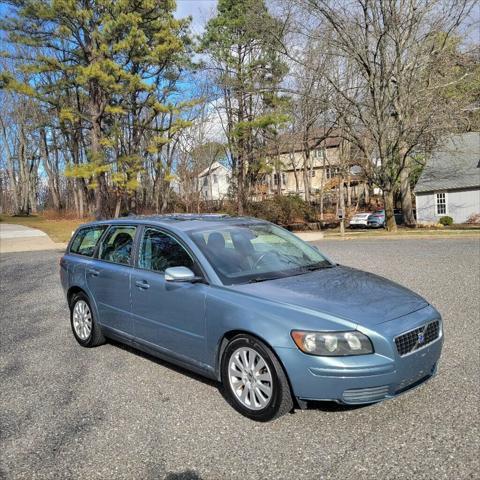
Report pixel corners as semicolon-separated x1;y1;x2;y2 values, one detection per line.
0;214;89;243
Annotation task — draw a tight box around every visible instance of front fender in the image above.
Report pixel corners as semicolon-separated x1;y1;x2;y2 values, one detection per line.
204;286;357;377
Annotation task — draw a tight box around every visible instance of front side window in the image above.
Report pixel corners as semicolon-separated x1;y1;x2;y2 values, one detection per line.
139;228;194;272
98;226;136;265
190;223;332;285
436;192;447;215
70;226;107;257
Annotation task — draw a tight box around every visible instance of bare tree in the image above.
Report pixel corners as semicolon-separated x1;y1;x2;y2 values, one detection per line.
296;0;474;230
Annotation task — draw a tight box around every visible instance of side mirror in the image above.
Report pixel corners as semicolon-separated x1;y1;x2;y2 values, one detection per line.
165;266;200;283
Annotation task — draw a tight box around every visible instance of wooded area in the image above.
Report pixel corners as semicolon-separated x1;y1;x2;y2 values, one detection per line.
0;0;478;231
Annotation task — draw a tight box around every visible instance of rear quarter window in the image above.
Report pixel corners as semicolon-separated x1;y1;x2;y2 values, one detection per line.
70;226;107;257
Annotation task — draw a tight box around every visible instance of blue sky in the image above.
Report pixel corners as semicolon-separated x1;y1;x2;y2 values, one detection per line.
175;0;218;34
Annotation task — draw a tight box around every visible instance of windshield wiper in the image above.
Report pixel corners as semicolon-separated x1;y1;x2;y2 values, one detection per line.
246;275;281;283
301;262;335;272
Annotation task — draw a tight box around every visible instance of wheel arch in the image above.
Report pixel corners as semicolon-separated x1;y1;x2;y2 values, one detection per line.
67;286;88;309
215;330;294;395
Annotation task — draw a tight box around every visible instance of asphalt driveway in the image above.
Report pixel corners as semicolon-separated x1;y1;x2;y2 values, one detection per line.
1;238;479;479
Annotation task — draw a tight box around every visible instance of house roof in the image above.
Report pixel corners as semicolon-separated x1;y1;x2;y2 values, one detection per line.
198;161;229;178
414;132;480;193
266;129;342;156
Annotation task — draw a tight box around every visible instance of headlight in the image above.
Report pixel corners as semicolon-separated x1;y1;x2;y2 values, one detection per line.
291;330;373;356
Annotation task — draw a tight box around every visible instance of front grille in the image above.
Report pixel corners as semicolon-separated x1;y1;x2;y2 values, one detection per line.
395;320;440;356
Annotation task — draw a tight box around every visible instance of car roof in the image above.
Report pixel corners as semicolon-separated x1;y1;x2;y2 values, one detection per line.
79;214;267;232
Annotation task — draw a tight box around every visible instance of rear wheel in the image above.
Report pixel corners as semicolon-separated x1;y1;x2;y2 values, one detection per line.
70;292;105;347
221;334;293;421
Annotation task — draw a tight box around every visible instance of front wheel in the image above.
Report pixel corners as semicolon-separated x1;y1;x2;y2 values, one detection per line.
221;334;293;421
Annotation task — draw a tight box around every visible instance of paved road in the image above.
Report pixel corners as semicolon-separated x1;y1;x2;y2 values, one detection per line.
0;223;60;253
1;239;479;480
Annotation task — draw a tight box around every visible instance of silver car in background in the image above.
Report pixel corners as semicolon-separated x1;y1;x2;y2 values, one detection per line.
348;212;372;228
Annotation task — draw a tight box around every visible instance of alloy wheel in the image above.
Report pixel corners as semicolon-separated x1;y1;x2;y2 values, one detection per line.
72;300;92;341
228;347;273;410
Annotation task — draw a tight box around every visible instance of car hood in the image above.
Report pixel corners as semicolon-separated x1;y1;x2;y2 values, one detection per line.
228;266;428;327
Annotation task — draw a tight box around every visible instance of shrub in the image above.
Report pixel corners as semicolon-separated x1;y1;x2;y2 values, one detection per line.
246;195;314;225
466;213;480;224
439;215;453;226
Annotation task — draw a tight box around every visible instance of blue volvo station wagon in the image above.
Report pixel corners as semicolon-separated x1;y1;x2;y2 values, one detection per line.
60;215;443;421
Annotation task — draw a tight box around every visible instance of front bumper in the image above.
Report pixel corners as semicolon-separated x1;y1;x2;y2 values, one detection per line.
276;307;443;405
349;220;368;228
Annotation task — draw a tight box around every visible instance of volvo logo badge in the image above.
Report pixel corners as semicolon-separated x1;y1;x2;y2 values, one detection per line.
417;332;425;344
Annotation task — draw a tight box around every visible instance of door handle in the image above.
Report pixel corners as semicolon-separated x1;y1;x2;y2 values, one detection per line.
135;280;150;290
87;268;100;277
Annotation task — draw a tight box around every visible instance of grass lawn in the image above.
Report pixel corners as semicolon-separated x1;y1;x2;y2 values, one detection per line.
0;214;88;243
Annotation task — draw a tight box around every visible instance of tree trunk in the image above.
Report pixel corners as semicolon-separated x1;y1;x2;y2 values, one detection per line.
319;148;327;221
40;128;62;211
0;117;20;214
114;193;121;218
237;152;245;215
384;189;397;232
364;182;370;206
339;175;345;236
400;164;416;227
346;174;352;207
292;158;299;194
95;172;109;219
91;118;109;219
302;150;311;203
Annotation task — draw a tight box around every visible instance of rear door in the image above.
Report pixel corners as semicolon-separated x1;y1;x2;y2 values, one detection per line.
130;226;208;365
86;225;137;338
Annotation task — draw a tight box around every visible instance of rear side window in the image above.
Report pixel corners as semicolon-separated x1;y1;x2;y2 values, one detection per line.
98;226;136;265
70;226;107;257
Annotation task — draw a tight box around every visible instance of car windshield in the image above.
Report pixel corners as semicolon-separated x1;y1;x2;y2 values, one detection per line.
189;223;333;285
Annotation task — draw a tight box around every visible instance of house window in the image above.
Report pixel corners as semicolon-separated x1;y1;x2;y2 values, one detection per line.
325;166;340;179
203;177;208;187
213;174;218;184
309;170;316;177
435;192;447;215
273;173;285;186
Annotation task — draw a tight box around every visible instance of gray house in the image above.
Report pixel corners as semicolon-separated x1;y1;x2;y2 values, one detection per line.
414;132;480;224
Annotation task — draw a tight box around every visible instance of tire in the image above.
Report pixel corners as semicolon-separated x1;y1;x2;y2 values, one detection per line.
70;292;105;347
221;334;293;421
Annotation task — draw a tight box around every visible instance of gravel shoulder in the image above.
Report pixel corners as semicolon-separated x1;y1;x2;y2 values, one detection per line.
1;238;479;480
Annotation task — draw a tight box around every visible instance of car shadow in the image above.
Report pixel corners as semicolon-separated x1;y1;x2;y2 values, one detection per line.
297;400;367;413
164;470;203;480
107;338;219;389
108;339;371;417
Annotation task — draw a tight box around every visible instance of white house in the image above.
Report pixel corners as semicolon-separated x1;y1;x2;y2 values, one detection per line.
198;161;230;201
414;132;480;224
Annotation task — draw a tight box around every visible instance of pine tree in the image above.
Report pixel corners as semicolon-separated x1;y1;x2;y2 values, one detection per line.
202;0;288;214
1;0;191;218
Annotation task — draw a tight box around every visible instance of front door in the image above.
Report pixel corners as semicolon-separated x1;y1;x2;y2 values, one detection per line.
130;227;207;365
86;225;136;337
